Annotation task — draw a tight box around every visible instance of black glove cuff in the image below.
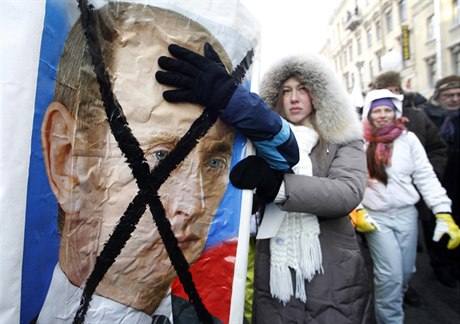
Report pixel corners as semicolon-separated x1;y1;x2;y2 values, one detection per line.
256;169;284;203
229;155;285;204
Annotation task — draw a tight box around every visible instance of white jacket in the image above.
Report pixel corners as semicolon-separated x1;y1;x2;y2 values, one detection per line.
362;131;451;214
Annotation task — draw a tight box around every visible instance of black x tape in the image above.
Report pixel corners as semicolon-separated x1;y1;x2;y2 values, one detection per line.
73;1;254;323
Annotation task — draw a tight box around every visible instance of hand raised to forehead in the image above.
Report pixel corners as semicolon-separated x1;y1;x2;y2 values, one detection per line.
155;43;237;114
203;42;225;66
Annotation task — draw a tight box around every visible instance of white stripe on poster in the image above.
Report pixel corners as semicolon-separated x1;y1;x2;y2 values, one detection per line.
0;1;46;323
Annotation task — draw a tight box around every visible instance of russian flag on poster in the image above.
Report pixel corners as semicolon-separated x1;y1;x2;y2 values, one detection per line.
1;1;259;323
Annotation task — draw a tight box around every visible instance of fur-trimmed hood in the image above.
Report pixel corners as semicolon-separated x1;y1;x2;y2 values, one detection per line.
259;54;362;144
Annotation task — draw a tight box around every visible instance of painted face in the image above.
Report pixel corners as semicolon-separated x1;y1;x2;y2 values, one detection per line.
369;105;396;128
58;24;234;312
438;88;460;110
281;77;313;126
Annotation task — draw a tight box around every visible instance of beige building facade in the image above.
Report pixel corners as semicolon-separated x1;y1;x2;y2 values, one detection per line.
320;0;460;100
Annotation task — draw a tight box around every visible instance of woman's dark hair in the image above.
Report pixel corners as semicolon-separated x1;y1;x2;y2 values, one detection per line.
366;141;389;185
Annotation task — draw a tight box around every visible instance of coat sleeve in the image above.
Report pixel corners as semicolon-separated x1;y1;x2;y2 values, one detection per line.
416;109;448;179
221;85;299;170
279;140;367;217
409;133;451;214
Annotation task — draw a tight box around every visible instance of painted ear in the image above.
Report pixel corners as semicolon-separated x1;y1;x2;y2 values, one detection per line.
41;102;80;214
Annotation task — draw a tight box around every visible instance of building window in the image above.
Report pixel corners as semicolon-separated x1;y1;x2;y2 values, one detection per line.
357;34;362;55
344;51;348;66
376;53;382;71
426;57;437;87
399;0;407;23
366;27;372;47
452;46;460;74
343;72;350;90
455;51;460;75
427;15;435;41
453;0;460;25
358;63;365;89
336;25;341;44
349;44;353;62
386;10;393;32
351;73;355;91
376;20;382;41
369;60;375;80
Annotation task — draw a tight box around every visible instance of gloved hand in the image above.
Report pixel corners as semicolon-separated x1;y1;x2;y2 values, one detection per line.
230;156;285;203
433;213;460;249
155;43;237;114
349;208;380;233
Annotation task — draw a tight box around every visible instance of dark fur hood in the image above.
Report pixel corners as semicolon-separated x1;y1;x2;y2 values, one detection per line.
259;55;362;144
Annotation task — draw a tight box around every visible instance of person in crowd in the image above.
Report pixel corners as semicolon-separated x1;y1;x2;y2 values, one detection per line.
421;75;460;284
371;71;451;299
360;89;460;324
371;71;447;179
229;55;374;323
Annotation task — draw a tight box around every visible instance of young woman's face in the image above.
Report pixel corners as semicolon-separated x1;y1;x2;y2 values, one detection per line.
281;77;313;126
369;105;396;128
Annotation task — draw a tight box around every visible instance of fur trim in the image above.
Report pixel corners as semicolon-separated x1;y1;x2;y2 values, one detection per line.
372;71;401;90
259;54;362;144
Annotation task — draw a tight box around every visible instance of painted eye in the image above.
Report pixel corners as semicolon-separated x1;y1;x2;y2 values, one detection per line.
207;158;227;169
145;145;174;171
154;150;169;161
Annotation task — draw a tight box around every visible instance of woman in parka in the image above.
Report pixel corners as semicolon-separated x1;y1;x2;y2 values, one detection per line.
231;55;374;323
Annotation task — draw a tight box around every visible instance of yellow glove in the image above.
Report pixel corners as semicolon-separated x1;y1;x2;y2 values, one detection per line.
433;213;460;250
349;209;380;233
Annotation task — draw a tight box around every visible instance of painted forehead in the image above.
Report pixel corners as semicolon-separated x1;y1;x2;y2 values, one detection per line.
72;11;233;155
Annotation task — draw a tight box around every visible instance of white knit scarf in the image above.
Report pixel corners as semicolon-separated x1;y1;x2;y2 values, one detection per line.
269;124;323;304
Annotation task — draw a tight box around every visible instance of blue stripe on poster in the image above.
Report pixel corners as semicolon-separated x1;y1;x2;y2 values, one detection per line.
21;1;71;322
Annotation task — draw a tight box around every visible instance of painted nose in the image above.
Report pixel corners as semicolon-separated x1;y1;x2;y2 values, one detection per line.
159;154;203;219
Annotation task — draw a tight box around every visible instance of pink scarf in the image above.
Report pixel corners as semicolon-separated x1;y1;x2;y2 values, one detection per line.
364;117;408;168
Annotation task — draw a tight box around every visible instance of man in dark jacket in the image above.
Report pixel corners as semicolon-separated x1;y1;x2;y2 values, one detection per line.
371;72;451;296
421;75;460;285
